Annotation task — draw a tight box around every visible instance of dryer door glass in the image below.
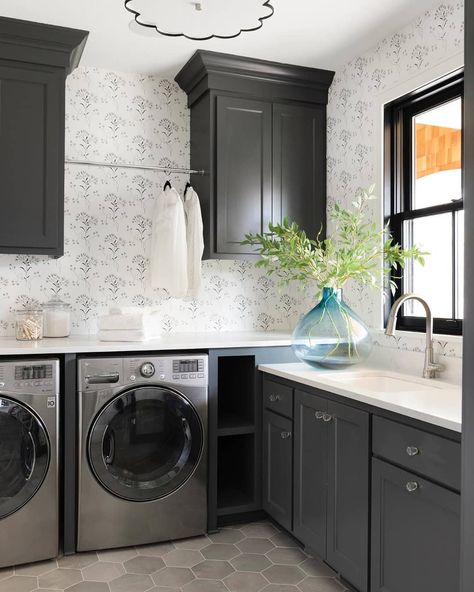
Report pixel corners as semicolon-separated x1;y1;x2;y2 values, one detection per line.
0;398;50;519
88;387;203;501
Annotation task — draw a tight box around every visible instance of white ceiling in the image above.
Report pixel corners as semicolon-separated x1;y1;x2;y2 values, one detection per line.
0;0;441;77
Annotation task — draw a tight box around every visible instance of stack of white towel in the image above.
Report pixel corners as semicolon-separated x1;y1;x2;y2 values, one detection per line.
98;307;161;342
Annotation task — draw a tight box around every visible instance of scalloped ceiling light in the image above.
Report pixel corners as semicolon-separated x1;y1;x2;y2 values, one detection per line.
125;0;274;41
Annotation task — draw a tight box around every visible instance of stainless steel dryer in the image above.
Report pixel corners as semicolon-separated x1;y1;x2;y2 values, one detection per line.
0;359;59;568
77;355;208;551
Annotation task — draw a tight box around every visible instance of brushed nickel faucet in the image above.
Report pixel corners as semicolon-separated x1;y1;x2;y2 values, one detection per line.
385;293;443;379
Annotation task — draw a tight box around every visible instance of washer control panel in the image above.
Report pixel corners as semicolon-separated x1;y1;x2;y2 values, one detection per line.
79;355;208;391
0;359;59;394
140;362;155;378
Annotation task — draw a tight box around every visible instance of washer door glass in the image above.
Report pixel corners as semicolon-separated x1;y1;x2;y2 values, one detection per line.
88;387;203;501
0;397;50;519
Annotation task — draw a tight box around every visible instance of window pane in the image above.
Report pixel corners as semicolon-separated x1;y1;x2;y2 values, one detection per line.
456;210;464;319
413;97;462;209
403;213;453;318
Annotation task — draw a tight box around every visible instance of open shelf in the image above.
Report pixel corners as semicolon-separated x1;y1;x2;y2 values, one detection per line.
217;356;255;435
217;410;255;436
217;433;255;513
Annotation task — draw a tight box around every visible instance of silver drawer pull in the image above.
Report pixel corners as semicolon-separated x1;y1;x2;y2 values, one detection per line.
322;413;333;422
280;431;292;439
315;411;325;420
406;446;420;457
406;481;419;493
269;394;281;402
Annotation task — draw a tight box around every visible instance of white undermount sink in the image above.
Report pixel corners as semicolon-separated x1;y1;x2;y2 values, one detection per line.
318;370;445;394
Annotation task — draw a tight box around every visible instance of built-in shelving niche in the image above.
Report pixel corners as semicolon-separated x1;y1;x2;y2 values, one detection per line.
217;433;255;515
217;356;255;436
216;355;258;516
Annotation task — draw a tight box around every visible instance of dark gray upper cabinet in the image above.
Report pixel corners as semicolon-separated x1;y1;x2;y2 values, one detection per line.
0;17;88;256
216;96;272;255
371;458;460;592
273;103;326;239
175;51;334;259
262;409;293;532
327;401;369;592
293;389;328;558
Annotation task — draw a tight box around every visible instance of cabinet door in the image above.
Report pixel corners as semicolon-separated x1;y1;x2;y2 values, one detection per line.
293;389;328;556
262;410;293;531
0;62;64;255
371;458;460;592
216;96;272;255
327;401;369;592
273;103;326;239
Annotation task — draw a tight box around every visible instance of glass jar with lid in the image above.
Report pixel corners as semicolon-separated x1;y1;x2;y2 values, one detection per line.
43;299;71;338
15;309;43;341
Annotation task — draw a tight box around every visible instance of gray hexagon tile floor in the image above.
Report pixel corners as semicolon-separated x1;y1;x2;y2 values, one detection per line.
0;521;349;592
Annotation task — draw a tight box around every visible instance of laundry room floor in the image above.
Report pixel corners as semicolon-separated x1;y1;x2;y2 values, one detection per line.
0;521;349;592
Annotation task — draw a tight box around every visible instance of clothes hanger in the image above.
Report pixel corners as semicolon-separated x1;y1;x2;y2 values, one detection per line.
163;180;171;190
184;182;192;198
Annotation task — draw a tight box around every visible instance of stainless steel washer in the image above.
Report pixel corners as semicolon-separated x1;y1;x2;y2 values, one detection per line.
0;359;59;568
77;355;208;551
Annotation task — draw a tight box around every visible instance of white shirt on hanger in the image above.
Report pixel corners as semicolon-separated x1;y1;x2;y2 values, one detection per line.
150;184;188;298
184;186;204;297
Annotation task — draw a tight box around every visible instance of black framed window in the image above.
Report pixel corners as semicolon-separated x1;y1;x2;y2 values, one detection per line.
384;70;464;335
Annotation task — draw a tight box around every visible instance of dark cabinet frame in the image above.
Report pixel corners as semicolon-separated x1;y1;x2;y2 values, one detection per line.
176;51;334;259
0;17;88;256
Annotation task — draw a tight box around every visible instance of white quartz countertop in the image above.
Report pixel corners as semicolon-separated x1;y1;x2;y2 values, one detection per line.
259;363;462;433
0;331;293;356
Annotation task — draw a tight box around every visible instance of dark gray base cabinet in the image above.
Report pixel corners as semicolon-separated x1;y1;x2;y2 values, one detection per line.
293;391;369;592
293;390;328;558
326;399;369;592
263;379;370;592
371;458;460;592
261;373;461;592
262;410;293;532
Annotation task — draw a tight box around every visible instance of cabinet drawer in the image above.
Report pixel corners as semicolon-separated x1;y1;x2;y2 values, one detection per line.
263;377;293;418
372;416;460;491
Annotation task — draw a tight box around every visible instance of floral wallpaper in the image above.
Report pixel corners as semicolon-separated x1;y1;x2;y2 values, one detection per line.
326;0;464;358
0;67;313;336
0;2;465;352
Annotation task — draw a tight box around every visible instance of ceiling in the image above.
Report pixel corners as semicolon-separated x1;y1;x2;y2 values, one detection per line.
0;0;442;77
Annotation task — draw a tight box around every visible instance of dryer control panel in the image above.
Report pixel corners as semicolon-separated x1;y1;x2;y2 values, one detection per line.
79;355;208;391
0;359;59;394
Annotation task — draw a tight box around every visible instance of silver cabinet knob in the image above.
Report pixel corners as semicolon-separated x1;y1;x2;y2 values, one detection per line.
280;431;292;439
406;446;420;457
406;481;419;492
322;413;333;422
315;411;325;420
269;394;281;403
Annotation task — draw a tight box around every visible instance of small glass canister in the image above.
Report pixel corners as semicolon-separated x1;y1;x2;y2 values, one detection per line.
15;309;44;341
43;299;71;338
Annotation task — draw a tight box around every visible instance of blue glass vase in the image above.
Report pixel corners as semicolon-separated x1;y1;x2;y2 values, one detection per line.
292;287;373;368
